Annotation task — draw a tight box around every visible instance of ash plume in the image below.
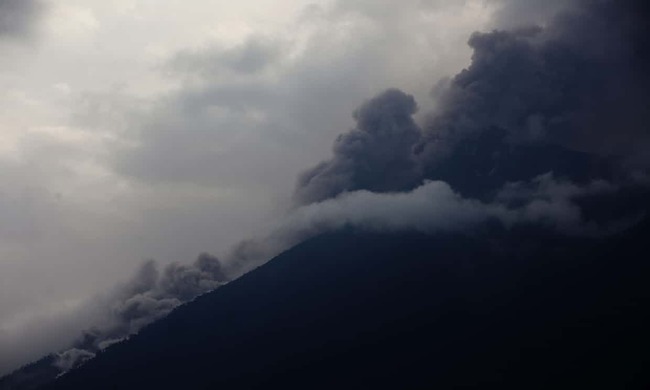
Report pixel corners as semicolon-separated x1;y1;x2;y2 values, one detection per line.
295;89;422;204
296;0;650;204
52;253;229;373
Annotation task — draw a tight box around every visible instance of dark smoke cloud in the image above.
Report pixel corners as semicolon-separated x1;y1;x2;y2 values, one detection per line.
296;0;650;204
420;0;650;161
51;253;229;373
0;0;44;39
295;89;422;204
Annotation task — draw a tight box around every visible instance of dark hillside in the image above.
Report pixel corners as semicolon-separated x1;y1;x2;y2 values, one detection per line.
44;220;650;389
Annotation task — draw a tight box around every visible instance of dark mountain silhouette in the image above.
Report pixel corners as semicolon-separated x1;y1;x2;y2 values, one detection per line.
37;218;649;389
0;357;58;390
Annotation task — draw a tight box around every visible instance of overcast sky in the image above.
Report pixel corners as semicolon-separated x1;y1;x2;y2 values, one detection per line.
0;0;577;374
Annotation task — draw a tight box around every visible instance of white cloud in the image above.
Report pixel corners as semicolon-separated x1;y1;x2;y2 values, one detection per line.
45;4;100;40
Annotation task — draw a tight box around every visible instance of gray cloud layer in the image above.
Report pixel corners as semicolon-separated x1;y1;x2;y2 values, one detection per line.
107;0;487;196
167;37;283;77
0;0;43;39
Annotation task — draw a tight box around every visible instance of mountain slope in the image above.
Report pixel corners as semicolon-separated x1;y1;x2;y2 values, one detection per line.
39;219;650;389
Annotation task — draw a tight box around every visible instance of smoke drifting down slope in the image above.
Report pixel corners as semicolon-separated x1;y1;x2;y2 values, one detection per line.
53;253;229;372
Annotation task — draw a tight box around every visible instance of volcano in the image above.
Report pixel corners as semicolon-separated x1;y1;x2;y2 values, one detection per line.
33;219;650;389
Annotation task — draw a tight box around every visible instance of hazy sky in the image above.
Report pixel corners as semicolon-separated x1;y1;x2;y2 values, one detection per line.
0;0;576;374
